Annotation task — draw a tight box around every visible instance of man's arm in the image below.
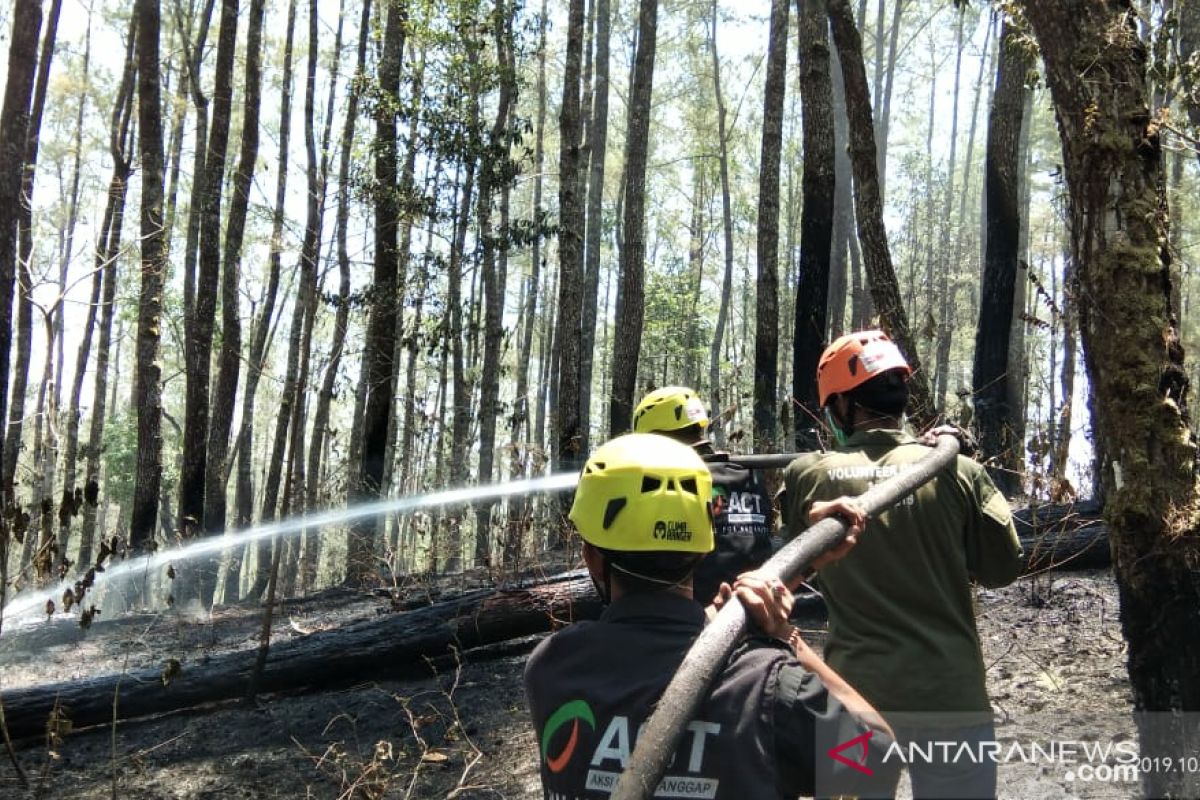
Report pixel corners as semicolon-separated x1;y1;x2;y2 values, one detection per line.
965;464;1024;587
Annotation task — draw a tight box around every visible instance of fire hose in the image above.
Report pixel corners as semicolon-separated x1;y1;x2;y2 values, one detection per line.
610;434;961;800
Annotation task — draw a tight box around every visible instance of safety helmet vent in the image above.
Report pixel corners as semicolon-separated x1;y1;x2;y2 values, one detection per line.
641;475;661;493
680;477;698;495
603;498;627;529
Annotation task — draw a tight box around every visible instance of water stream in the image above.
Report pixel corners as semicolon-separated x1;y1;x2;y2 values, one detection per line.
2;471;579;625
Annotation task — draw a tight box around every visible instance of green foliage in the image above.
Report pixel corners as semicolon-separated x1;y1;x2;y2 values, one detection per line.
640;257;713;389
99;410;138;510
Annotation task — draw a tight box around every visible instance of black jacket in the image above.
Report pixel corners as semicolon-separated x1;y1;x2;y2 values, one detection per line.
694;455;775;603
524;592;896;799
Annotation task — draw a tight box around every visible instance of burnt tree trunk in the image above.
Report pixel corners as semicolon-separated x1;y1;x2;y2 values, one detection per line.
706;0;734;448
554;0;586;473
0;573;603;741
180;0;239;545
6;0;62;509
239;0;297;603
826;0;935;427
129;0;167;556
973;20;1032;497
753;0;789;453
793;0;835;451
1019;4;1200;796
609;0;657;435
347;0;406;586
0;0;43;506
205;0;264;543
474;0;518;565
578;0;611;454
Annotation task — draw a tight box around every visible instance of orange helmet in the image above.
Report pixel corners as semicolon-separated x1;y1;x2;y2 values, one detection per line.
816;330;912;407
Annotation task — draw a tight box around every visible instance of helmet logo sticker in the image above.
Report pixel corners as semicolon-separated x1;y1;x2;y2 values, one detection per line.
860;341;897;373
653;520;692;542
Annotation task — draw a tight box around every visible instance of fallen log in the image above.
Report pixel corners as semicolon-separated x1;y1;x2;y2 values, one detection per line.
0;500;1108;742
0;571;601;741
1013;500;1109;570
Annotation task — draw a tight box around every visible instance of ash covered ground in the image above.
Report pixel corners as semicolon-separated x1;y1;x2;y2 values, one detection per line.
0;568;1135;799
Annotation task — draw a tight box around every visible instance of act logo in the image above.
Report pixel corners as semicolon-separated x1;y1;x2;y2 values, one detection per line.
828;730;875;776
541;700;596;773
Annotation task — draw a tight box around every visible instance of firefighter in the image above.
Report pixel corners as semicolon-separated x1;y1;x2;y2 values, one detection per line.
525;433;896;799
632;387;774;604
783;330;1024;799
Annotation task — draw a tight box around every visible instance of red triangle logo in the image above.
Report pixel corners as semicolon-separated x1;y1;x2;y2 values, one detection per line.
827;729;875;776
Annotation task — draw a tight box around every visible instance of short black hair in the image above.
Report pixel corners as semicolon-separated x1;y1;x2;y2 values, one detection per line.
846;369;909;416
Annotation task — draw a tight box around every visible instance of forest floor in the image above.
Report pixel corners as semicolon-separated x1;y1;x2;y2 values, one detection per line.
0;566;1136;799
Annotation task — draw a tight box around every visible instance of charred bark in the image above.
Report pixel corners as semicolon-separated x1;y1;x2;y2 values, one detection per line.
129;0;167;556
826;0;935;427
793;0;835;451
753;0;789;453
973;20;1032;496
0;573;603;741
1018;4;1200;795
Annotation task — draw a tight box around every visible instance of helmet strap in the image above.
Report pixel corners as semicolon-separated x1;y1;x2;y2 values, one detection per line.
608;560;695;594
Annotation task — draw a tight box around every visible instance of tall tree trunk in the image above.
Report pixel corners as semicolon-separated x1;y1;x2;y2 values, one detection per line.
175;1;216;527
608;0;657;436
753;0;789;453
793;0;835;450
1018;6;1200;796
706;0;733;447
348;0;406;586
4;0;61;507
827;40;852;338
240;0;297;602
555;0;586;473
1176;0;1200;168
0;0;44;508
536;267;557;456
1006;83;1035;488
59;14;95;510
511;0;548;461
578;0;611;455
475;0;517;565
447;156;478;572
307;0;368;580
78;20;137;568
281;0;340;596
826;0;935;427
181;0;239;550
1051;259;1077;492
381;49;425;576
201;0;264;606
972;20;1031;496
288;0;345;593
955;14;996;327
875;0;904;204
932;7;966;405
130;0;167;555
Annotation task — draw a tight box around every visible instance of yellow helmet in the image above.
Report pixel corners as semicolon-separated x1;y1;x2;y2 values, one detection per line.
632;386;709;433
569;434;714;554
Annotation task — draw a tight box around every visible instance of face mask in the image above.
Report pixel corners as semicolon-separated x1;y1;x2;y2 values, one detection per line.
824;407;848;447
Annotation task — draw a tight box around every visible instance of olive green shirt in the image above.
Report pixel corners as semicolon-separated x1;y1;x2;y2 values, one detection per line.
782;429;1023;716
